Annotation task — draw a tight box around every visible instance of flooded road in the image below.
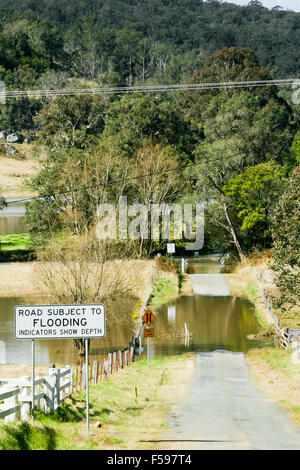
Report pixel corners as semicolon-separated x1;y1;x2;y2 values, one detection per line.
159;257;300;450
152;294;258;357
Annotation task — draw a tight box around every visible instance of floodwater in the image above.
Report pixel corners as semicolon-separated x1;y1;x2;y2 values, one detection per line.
0;256;259;366
186;254;234;274
0;200;28;234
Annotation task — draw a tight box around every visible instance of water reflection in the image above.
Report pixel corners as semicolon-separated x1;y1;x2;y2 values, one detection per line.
0;293;258;365
0;216;27;235
186;259;234;274
0;200;27;235
152;295;258;355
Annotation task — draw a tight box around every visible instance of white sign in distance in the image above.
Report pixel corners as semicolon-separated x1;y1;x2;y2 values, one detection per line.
15;304;106;340
167;243;175;254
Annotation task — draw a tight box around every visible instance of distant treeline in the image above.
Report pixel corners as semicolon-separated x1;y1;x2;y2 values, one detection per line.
0;0;298;92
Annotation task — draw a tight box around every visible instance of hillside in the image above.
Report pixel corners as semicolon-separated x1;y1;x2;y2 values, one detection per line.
0;0;298;85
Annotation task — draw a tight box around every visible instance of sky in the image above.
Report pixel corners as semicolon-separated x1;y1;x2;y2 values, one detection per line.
223;0;300;12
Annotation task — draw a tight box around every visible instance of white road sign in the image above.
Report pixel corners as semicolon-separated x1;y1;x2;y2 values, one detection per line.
167;243;175;254
15;304;106;340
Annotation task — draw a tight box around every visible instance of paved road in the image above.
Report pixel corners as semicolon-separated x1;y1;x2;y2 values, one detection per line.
159;273;300;450
163;350;300;450
189;274;230;296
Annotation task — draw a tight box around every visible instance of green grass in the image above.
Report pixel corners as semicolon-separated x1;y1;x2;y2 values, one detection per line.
0;233;31;251
0;354;192;450
0;421;56;450
150;275;179;311
244;281;272;331
255;347;300;378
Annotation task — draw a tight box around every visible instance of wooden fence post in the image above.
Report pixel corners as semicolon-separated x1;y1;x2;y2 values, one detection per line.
20;376;31;421
43;373;56;414
36;376;41;411
48;367;59;410
79;366;83;391
91;361;97;385
89;361;93;384
108;353;112;375
3;386;18;423
130;346;134;362
118;351;123;369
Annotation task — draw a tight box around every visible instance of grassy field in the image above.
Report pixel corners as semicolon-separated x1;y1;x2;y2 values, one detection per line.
0;233;31;251
149;273;179;311
0;354;195;450
0;144;39;198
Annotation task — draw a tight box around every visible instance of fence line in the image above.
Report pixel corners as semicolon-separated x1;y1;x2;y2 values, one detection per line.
0;366;73;423
74;344;135;391
258;272;300;351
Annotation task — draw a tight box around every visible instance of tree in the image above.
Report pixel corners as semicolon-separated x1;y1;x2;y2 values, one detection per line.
199;91;293;166
34;95;108;152
223;161;286;250
103;94;200;161
112;25;144;86
181;47;276;121
271;166;300;313
36;234;130;355
122;140;186;257
291;130;300;165
188;86;293;261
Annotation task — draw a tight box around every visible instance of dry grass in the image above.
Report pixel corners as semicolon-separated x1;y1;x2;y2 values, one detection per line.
0;363;51;379
247;347;300;427
0;145;39;197
224;257;275;328
0;262;41;297
0;259;154;301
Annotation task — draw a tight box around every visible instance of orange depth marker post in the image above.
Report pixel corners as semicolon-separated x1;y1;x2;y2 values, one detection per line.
142;309;156;368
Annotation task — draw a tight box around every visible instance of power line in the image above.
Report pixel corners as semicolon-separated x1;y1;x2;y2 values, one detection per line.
5;151;247;206
0;78;298;99
5;137;298;206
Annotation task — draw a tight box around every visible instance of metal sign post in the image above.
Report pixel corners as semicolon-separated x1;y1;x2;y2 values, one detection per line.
144;330;154;368
85;338;89;436
181;257;188;273
31;339;35;422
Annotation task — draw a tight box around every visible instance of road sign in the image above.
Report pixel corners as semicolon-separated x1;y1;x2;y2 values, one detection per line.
15;303;106;435
167;243;175;254
144;328;154;338
15;303;106;340
142;309;156;327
